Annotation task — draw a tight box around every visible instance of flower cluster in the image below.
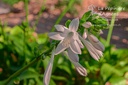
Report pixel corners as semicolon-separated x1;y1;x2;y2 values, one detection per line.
43;18;104;85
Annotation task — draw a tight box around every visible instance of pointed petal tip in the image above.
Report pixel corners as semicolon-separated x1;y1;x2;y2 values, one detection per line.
48;32;64;40
73;62;87;76
69;18;79;31
76;66;87;76
54;25;65;32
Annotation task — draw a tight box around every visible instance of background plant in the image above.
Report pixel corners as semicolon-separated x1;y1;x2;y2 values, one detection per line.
0;0;128;85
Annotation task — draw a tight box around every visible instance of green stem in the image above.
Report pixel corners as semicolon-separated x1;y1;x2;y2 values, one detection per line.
25;0;29;27
51;0;75;32
3;49;51;85
106;13;117;46
34;0;46;30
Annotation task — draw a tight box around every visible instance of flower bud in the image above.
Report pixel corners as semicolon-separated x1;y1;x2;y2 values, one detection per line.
82;22;92;28
88;34;99;43
83;32;87;39
88;34;104;51
99;30;103;34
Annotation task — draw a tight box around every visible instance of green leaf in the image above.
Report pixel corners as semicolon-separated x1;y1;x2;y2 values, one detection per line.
18;68;40;80
0;43;3;49
109;76;126;85
37;33;48;44
65;20;71;27
49;79;56;85
57;64;71;75
10;26;23;35
52;75;67;81
81;11;92;22
35;77;42;85
100;63;123;81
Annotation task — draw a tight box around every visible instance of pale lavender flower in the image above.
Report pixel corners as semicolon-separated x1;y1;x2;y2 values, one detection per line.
43;18;87;85
79;30;104;61
48;18;87;76
48;18;84;55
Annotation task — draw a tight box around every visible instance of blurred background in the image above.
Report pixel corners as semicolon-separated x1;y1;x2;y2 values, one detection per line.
0;0;128;85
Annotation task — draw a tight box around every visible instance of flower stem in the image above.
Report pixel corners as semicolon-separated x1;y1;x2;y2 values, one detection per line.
25;0;29;27
106;13;117;46
51;0;75;32
33;0;46;30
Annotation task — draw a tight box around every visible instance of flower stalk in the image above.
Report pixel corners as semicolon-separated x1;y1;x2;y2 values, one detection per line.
106;13;117;46
51;0;75;32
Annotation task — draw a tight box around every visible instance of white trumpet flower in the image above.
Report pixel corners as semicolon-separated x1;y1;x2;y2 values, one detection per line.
49;18;84;55
48;18;87;77
80;31;104;61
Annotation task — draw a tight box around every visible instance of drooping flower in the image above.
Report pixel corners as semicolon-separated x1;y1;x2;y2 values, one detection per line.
65;48;87;76
44;18;87;85
48;18;87;77
79;22;105;61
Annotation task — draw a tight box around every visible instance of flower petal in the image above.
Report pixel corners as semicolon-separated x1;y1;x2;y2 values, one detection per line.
79;35;101;61
95;49;103;57
71;61;87;76
83;40;100;60
43;48;55;85
67;48;79;62
69;18;79;32
55;25;64;32
70;40;81;54
54;41;68;55
88;34;99;43
88;34;104;51
48;32;64;40
83;32;87;39
65;49;87;76
92;41;105;51
77;40;84;48
74;32;84;48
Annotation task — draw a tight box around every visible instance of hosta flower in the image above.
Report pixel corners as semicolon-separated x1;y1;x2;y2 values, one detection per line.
79;22;105;60
43;18;87;85
48;18;84;55
49;18;87;76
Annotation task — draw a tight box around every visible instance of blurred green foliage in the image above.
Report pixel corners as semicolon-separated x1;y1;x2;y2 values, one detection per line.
108;0;128;11
2;0;21;5
0;22;49;85
55;0;82;16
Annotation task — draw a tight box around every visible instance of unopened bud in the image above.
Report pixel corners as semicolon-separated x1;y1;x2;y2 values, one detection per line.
99;30;103;34
88;34;104;51
88;34;99;43
83;32;87;39
82;22;92;28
